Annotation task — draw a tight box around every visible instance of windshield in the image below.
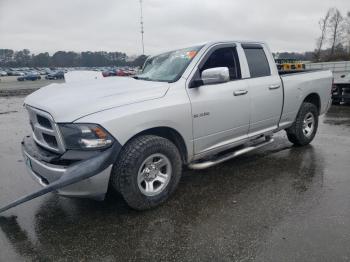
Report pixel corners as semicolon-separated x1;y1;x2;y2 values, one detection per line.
135;45;203;82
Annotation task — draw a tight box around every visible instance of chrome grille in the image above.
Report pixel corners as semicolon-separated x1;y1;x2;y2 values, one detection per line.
26;106;65;153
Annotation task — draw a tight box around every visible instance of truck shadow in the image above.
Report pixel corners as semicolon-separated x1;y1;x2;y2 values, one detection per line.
0;139;326;261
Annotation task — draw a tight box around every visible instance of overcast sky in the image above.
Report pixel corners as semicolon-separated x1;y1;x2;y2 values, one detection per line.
0;0;349;56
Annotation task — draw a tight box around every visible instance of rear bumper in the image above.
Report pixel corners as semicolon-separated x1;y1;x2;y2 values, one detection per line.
21;136;119;200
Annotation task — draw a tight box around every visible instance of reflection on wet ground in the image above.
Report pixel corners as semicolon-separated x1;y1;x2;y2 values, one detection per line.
0;98;350;261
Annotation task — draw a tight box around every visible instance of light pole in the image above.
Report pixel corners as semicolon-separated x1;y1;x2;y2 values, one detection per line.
140;0;145;55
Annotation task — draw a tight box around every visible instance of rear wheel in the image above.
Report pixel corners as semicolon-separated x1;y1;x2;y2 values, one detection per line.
110;135;182;210
286;102;318;146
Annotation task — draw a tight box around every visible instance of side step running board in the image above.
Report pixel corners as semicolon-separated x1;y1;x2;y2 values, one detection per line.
188;138;274;170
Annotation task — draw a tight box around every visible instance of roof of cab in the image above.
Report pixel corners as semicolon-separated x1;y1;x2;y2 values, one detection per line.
201;40;267;47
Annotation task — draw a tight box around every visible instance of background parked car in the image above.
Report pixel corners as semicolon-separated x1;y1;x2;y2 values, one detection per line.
0;70;8;76
116;69;132;76
17;73;41;81
45;71;65;80
38;70;48;75
102;70;116;77
6;70;15;76
6;70;23;76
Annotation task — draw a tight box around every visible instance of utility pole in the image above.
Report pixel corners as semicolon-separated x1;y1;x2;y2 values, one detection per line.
139;0;145;55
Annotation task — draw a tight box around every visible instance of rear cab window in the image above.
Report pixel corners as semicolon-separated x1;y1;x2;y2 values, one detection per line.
242;44;271;78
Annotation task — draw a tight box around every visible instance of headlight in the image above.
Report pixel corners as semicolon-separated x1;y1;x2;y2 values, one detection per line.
59;124;114;150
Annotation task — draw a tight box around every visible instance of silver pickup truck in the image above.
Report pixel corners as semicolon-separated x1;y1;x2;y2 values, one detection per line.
1;41;333;213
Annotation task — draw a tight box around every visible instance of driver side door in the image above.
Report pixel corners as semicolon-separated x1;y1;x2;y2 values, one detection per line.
186;45;250;156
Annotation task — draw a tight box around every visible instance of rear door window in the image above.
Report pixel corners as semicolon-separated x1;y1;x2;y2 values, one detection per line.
243;46;271;78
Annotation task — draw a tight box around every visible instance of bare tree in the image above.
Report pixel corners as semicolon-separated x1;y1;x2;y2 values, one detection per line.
328;8;344;59
315;9;331;61
346;12;350;54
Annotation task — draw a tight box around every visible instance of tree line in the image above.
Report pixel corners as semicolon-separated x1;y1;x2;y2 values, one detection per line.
314;8;350;62
0;48;319;67
0;49;148;68
273;51;315;61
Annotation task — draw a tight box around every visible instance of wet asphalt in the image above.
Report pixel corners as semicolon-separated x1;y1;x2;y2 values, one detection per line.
0;96;350;262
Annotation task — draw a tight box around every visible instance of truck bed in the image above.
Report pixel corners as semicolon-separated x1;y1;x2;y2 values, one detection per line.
278;69;333;129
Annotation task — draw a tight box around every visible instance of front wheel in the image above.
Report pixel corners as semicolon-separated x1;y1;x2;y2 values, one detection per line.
110;135;182;210
285;102;319;146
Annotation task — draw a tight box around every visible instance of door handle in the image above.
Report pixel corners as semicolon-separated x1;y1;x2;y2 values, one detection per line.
233;90;248;96
269;84;280;90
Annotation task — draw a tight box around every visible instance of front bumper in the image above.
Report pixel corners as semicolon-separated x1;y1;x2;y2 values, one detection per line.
21;136;119;200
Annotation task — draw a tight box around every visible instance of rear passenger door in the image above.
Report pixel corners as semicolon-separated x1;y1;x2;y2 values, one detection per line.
242;44;283;136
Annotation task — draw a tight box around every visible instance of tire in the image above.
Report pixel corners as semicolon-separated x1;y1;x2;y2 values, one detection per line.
286;102;319;146
110;135;182;210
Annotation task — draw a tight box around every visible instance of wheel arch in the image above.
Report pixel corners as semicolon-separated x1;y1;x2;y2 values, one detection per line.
303;93;321;114
124;126;188;164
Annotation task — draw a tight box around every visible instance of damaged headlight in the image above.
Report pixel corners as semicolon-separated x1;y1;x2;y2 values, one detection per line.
59;124;114;150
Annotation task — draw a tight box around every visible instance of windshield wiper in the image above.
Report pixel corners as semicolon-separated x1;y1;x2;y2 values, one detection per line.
133;76;152;81
133;75;170;83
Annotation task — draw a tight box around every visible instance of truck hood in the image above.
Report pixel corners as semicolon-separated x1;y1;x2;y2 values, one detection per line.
24;77;169;122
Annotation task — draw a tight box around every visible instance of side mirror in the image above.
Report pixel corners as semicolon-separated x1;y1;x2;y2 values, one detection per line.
201;67;230;85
